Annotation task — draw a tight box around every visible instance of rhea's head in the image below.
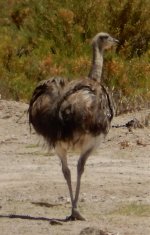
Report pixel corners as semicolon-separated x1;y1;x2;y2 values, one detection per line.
92;32;119;51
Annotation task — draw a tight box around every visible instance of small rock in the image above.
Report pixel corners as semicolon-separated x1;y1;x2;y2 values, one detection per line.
80;198;86;202
120;140;130;149
2;115;11;119
66;197;70;203
79;227;116;235
58;196;65;201
136;139;146;147
49;220;62;226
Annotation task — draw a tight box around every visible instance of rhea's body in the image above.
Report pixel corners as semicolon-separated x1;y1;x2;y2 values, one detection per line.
29;32;118;220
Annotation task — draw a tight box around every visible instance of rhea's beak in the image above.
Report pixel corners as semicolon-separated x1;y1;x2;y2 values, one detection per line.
113;38;119;44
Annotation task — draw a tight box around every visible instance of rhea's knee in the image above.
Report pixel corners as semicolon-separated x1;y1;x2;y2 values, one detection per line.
62;167;71;181
77;159;85;176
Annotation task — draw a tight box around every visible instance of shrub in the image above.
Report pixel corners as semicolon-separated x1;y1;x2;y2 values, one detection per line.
0;0;149;113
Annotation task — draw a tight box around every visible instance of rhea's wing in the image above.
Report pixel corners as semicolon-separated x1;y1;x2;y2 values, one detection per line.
28;77;66;146
58;79;114;139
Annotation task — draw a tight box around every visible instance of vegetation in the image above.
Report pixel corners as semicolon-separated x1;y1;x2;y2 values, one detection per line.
112;202;150;217
0;0;149;112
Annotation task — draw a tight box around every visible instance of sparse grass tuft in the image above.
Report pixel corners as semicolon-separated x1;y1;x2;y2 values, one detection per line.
111;203;150;217
25;144;39;148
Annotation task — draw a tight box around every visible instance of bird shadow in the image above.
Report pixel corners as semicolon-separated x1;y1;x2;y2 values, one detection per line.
0;201;71;225
0;214;67;225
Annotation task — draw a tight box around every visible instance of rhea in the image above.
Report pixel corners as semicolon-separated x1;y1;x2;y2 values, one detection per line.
29;32;118;221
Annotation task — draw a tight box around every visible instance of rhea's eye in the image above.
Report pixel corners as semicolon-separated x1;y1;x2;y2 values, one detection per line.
100;35;109;40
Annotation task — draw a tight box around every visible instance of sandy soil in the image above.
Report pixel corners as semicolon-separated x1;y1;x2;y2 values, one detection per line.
0;99;150;235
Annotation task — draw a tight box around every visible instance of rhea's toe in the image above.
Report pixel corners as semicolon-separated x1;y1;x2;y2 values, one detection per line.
66;208;85;221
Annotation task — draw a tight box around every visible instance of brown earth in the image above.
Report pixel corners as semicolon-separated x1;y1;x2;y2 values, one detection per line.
0;99;150;235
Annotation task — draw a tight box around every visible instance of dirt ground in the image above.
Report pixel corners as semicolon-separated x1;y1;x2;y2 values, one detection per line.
0;99;150;235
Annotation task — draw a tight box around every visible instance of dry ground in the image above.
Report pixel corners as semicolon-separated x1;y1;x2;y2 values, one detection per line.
0;99;150;235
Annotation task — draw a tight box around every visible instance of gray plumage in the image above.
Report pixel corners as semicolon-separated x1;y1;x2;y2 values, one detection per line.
29;32;118;221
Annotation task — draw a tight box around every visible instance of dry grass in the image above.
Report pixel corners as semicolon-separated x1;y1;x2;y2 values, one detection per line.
111;203;150;217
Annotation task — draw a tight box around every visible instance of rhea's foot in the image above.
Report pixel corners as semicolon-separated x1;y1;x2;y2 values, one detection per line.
66;208;85;221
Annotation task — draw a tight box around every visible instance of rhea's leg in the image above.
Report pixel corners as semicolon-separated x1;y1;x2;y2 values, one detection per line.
68;146;93;221
74;147;93;209
55;144;74;207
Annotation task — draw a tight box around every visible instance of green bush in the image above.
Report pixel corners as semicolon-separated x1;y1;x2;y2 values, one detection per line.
0;0;149;112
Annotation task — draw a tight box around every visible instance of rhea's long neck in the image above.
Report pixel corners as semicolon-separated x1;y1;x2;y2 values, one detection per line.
88;44;103;82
